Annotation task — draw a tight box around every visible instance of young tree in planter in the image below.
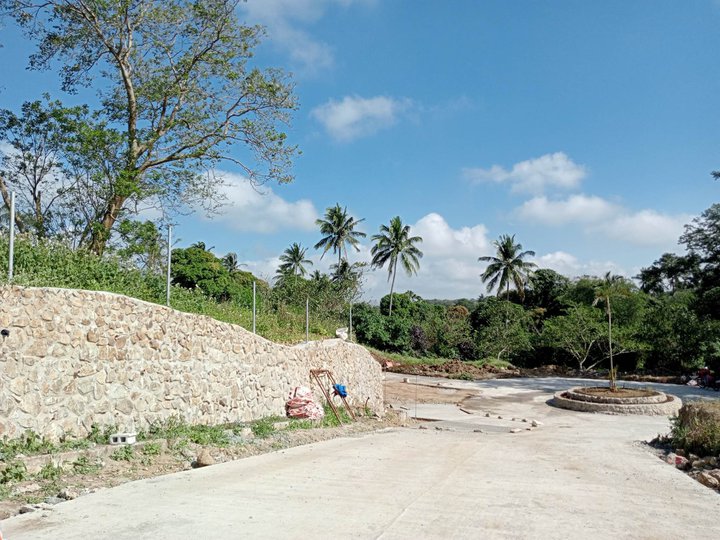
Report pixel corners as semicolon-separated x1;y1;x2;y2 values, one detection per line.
371;216;423;316
592;272;634;390
2;0;298;254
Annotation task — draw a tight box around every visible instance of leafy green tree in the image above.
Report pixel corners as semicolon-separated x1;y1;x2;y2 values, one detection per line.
114;219;164;272
0;97;89;238
637;253;701;295
277;243;312;278
470;296;533;362
479;234;537;301
541;304;606;371
370;216;423;316
525;268;570;318
171;245;237;301
314;204;366;264
638;292;706;372
3;0;298;254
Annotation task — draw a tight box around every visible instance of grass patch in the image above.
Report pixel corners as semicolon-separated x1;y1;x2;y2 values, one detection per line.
321;403;353;428
110;445;135;462
36;463;63;481
146;416;231;447
0;460;27;484
72;455;101;475
251;418;277;439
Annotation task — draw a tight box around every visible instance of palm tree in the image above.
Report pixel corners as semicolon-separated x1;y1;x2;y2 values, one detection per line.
222;252;240;273
371;216;423;316
479;234;537;302
314;204;366;265
592;272;631;391
277;243;313;278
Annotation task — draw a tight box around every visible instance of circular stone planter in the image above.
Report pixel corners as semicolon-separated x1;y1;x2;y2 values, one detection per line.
550;386;682;416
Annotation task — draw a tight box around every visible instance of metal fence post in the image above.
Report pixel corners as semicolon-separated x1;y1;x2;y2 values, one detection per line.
349;303;353;342
166;225;172;306
305;297;309;343
252;281;256;334
8;191;15;283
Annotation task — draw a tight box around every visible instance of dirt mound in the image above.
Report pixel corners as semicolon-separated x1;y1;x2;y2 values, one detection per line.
387;359;520;380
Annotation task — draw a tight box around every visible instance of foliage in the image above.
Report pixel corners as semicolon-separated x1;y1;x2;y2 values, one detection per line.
370;216;423;316
251;418;277;439
146;416;230;447
276;243;313;279
479;234;536;301
541;304;607;371
37;463;63;481
0;460;27;484
671;402;720;456
72;455;101;475
470;297;534;363
110;445;135;462
3;0;298;253
314;204;366;264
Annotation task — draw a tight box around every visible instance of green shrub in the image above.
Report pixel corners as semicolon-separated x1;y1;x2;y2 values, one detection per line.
251;418;276;439
671;402;720;456
0;460;28;484
110;445;135;462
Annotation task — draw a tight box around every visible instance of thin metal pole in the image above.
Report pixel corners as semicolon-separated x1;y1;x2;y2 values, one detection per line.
305;297;309;343
252;281;256;334
349;303;353;342
166;225;172;306
8;192;15;283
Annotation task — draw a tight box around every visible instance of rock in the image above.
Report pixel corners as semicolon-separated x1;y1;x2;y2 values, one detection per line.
521;418;528;423
497;416;503;419
19;505;35;514
484;413;490;417
531;420;541;427
335;328;349;340
15;482;41;495
697;472;720;489
674;456;690;470
58;488;79;500
195;448;215;467
473;429;483;433
44;496;65;505
675;448;686;457
418;425;428;430
708;469;720;482
435;426;443;431
509;428;523;434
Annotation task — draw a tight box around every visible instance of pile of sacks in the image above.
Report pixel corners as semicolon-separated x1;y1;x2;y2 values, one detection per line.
286;386;325;420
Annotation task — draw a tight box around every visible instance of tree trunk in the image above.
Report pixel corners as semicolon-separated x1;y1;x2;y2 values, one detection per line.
388;259;398;317
88;194;127;255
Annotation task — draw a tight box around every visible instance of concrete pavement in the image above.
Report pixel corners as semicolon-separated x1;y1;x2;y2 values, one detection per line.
3;376;720;539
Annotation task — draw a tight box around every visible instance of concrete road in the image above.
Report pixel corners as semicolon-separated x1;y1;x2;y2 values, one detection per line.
3;376;720;539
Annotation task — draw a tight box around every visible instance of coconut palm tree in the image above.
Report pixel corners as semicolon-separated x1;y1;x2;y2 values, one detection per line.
371;216;423;316
592;272;632;391
314;204;366;265
479;234;537;302
221;252;240;273
277;243;313;278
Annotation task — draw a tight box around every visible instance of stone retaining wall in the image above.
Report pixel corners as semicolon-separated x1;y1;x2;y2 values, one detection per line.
0;286;383;440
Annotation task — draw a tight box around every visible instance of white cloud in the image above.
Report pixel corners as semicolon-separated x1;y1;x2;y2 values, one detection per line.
411;213;490;257
240;0;374;74
516;193;691;248
214;173;318;233
463;152;587;194
311;95;412;142
597;210;691;247
517;194;619;225
534;251;628;278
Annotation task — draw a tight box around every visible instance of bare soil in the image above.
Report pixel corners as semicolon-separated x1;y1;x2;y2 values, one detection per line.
575;387;659;398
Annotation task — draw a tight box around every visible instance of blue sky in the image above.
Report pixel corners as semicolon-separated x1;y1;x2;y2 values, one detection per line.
1;0;719;300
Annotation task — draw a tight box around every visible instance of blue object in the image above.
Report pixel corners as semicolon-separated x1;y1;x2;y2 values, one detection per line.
333;384;347;398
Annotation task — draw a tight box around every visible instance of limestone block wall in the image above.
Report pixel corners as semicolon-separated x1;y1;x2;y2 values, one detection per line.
0;286;383;440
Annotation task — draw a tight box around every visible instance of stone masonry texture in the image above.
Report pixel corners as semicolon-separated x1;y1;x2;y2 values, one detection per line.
0;286;383;440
